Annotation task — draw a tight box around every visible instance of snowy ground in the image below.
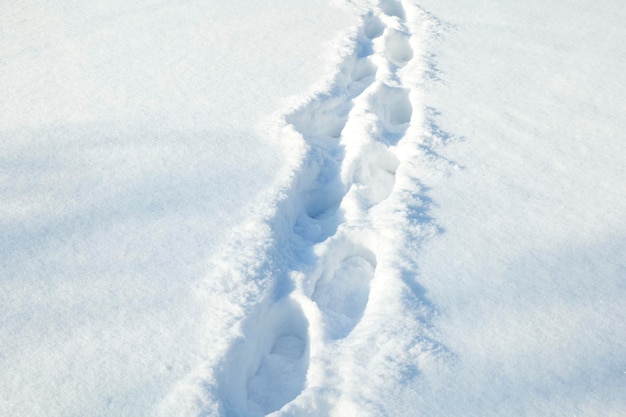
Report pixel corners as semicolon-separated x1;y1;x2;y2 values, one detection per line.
413;1;626;415
1;0;625;416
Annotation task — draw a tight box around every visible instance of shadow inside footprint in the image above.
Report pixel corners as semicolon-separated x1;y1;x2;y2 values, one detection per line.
245;298;309;415
363;13;385;39
293;152;345;243
221;297;309;417
380;0;406;19
293;206;341;244
313;251;377;339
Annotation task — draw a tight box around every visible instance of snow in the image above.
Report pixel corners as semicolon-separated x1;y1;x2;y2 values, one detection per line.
411;0;626;415
0;1;355;416
2;0;625;416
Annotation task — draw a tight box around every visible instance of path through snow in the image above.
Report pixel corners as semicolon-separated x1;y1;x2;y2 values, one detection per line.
161;1;450;416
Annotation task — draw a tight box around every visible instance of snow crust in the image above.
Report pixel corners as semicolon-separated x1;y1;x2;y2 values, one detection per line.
2;0;625;416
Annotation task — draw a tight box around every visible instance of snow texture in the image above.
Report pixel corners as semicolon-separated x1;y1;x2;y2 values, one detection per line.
1;0;625;416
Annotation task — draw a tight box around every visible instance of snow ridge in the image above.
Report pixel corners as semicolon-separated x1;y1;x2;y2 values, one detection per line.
160;1;447;416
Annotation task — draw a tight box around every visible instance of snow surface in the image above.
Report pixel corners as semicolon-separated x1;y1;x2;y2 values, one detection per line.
2;0;625;416
411;1;626;415
1;1;355;415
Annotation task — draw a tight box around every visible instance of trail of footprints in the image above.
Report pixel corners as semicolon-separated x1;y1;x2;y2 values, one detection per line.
226;1;416;415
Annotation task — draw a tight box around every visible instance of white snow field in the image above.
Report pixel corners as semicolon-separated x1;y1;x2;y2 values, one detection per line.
1;0;625;416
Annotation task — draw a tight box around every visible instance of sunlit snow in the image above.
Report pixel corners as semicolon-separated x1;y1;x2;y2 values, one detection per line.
1;0;624;416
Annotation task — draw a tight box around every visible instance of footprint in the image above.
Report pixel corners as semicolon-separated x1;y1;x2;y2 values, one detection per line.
343;140;399;208
353;162;398;208
370;83;412;141
286;95;352;139
293;209;341;243
348;57;378;97
244;298;310;415
384;29;413;67
363;13;385;39
302;180;343;220
380;0;406;19
293;153;345;242
219;297;309;417
312;248;377;339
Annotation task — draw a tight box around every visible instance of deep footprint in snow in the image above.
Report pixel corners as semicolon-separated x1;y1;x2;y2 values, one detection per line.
342;140;400;209
245;298;310;415
363;13;385;39
293;152;345;243
351;57;377;82
380;0;406;19
384;28;413;67
286;94;352;139
348;57;378;97
312;250;377;339
370;84;413;142
354;162;398;208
